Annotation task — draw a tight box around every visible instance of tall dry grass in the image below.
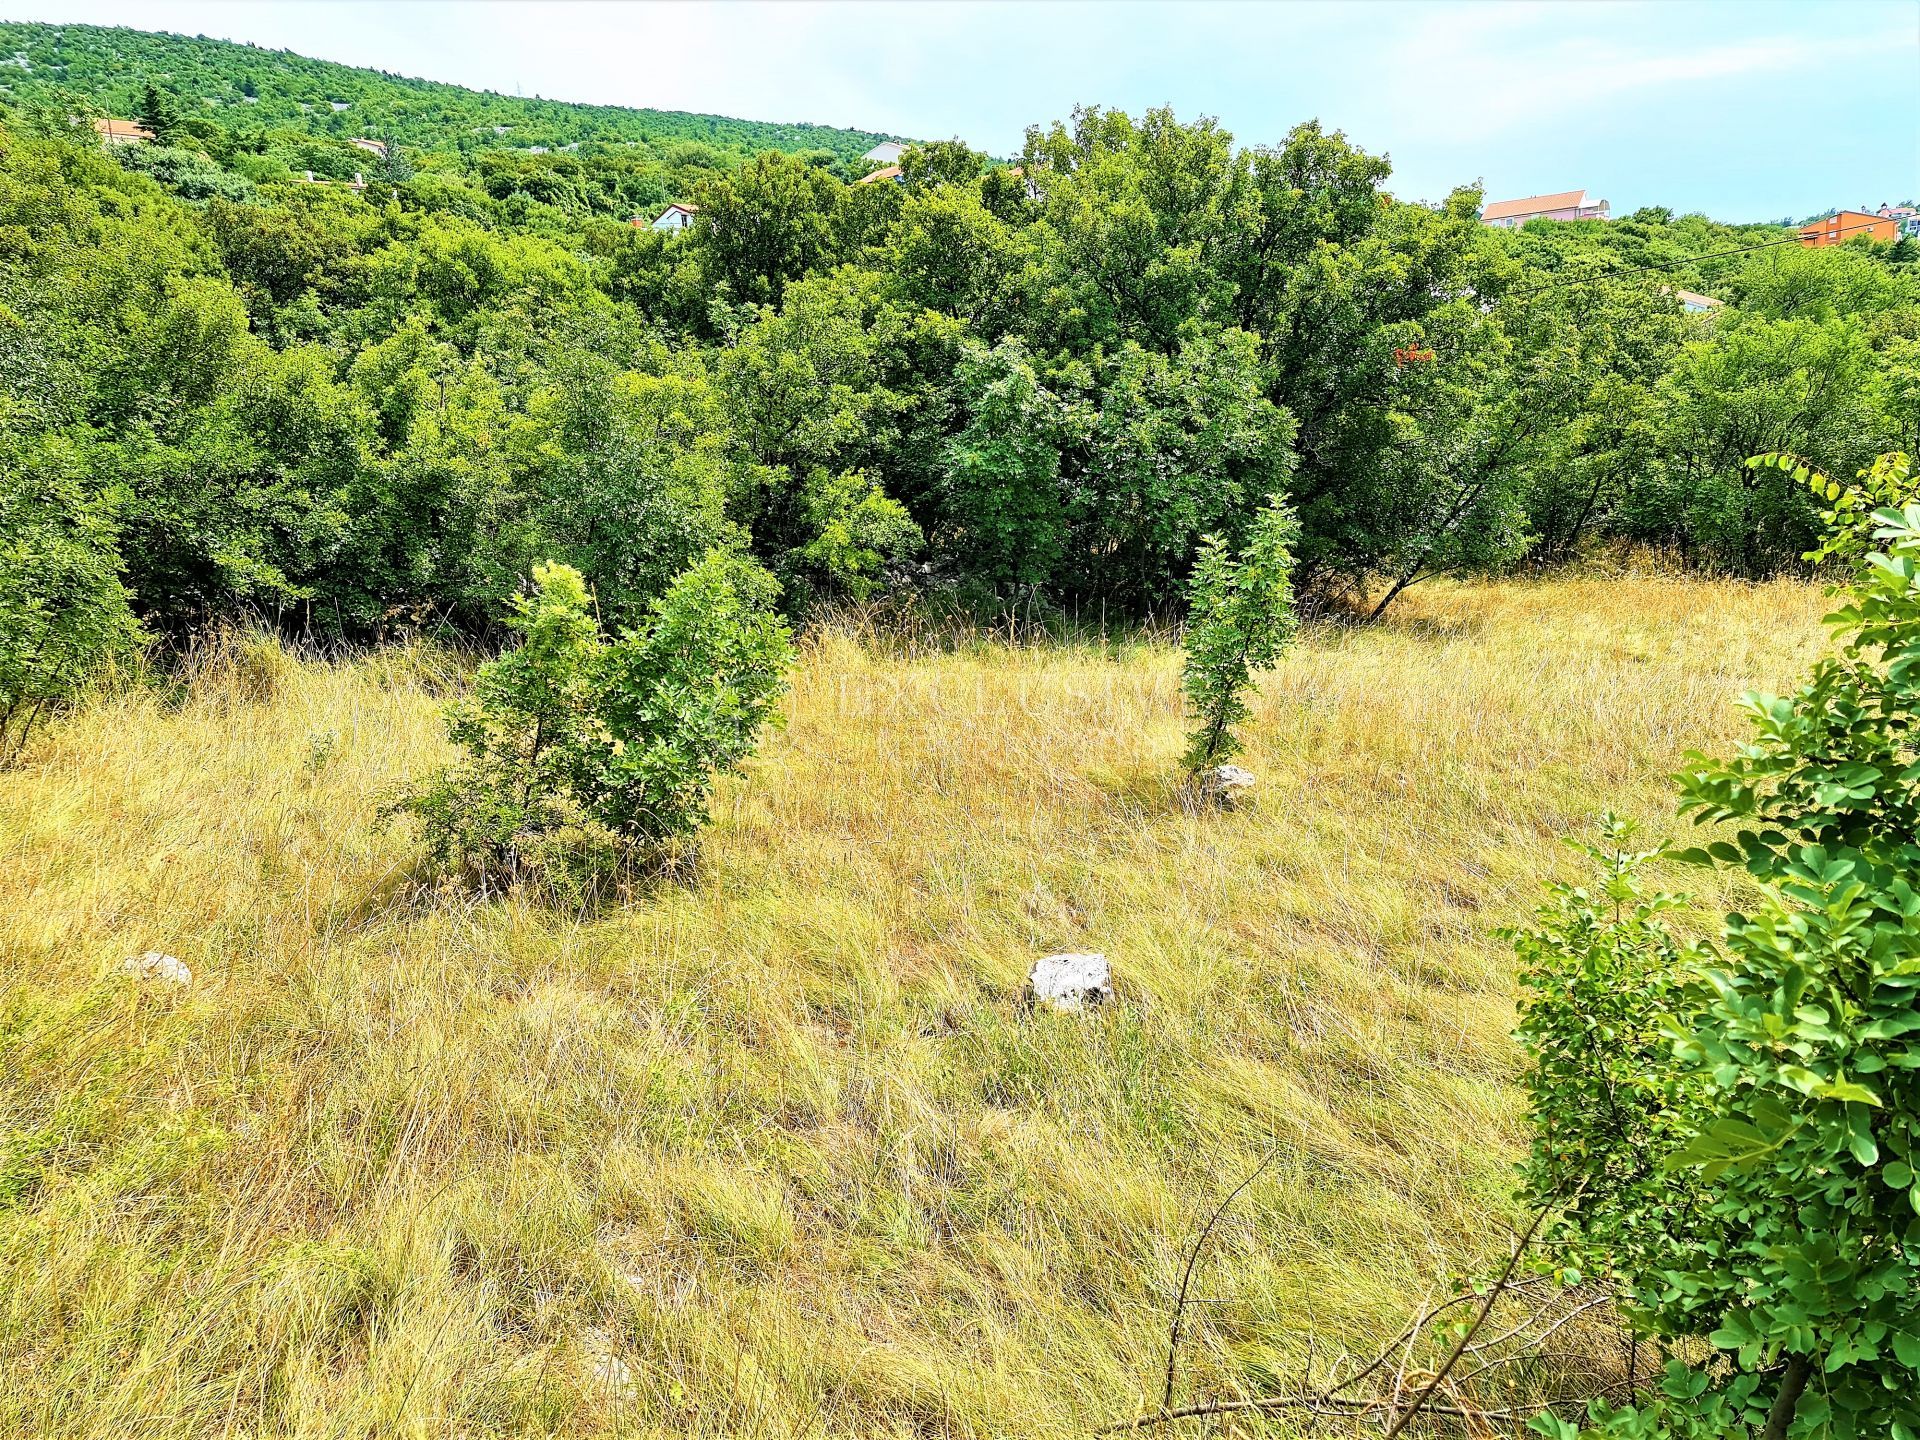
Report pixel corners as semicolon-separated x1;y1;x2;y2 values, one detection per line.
0;577;1829;1438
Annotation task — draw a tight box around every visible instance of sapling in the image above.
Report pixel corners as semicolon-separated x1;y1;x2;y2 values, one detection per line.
1179;495;1299;778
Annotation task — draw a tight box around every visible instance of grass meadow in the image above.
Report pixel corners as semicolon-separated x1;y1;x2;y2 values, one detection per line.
0;577;1830;1438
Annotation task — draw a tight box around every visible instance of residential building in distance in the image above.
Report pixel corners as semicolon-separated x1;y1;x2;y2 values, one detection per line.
862;141;905;165
93;116;152;146
348;137;389;159
644;202;698;233
1799;209;1900;246
854;164;904;186
1672;289;1723;314
1877;202;1920;238
1480;189;1610;227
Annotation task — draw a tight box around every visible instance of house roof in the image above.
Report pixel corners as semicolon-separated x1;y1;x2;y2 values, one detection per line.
1672;289;1723;310
855;165;903;186
93;117;153;141
1481;190;1590;221
660;202;698;216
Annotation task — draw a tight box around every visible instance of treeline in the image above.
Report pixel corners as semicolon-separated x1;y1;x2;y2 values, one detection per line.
2;89;1917;652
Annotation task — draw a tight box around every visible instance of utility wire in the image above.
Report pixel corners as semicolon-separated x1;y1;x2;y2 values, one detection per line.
1498;216;1902;298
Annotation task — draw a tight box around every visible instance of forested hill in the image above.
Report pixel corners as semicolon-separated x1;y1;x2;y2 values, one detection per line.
0;20;900;166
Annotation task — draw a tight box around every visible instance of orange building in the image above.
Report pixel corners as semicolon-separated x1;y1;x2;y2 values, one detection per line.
1799;209;1899;246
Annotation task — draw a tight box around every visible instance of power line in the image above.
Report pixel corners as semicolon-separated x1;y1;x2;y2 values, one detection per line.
1499;216;1902;299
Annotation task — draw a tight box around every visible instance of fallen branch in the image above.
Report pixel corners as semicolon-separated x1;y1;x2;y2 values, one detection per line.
1107;1197;1609;1436
1097;1391;1555;1433
1380;1200;1558;1440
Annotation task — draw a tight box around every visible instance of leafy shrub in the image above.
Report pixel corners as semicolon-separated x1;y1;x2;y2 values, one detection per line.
1509;816;1714;1290
1179;495;1299;774
392;553;793;896
1514;452;1920;1439
0;464;145;765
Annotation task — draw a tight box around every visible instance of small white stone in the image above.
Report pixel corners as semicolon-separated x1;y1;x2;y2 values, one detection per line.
1028;952;1112;1012
120;951;191;986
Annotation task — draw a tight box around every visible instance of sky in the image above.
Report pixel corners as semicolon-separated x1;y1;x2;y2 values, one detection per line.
12;0;1919;221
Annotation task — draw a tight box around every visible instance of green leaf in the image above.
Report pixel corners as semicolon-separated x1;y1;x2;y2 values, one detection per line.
1816;1078;1883;1107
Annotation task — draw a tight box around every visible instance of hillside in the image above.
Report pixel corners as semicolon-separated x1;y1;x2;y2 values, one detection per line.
0;577;1829;1437
0;20;901;165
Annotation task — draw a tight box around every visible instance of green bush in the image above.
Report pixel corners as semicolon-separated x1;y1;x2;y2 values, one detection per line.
392;554;793;896
0;462;145;766
1179;494;1298;774
1515;452;1920;1440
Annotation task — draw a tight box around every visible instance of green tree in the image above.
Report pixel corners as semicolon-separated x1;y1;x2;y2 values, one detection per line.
939;338;1064;597
689;151;841;309
898;139;986;191
1179;494;1298;774
0;456;146;765
370;133;413;185
136;80;181;144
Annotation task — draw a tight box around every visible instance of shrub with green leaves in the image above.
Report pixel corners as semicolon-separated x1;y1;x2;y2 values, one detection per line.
393;553;793;895
1509;816;1715;1293
0;463;145;766
1515;452;1920;1440
1179;495;1299;774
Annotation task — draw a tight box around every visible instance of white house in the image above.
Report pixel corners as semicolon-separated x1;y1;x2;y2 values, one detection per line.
646;202;699;233
862;141;905;165
1481;189;1610;228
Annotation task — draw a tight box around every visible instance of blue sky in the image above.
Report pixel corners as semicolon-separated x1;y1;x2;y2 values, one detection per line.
15;0;1919;220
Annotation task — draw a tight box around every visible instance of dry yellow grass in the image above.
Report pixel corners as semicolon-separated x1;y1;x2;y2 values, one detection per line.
0;577;1829;1438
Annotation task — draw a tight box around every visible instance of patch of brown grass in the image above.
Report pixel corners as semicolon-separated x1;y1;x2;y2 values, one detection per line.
0;577;1829;1437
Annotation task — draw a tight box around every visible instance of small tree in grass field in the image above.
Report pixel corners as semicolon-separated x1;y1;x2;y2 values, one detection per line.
392;552;792;898
1179;494;1299;777
1514;452;1920;1440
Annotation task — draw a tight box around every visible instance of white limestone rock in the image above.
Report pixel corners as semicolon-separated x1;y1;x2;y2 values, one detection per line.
1027;952;1112;1012
1197;763;1257;807
120;951;191;986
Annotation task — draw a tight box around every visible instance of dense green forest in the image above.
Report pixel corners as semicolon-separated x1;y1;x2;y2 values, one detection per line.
0;21;901;178
3;22;1917;661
